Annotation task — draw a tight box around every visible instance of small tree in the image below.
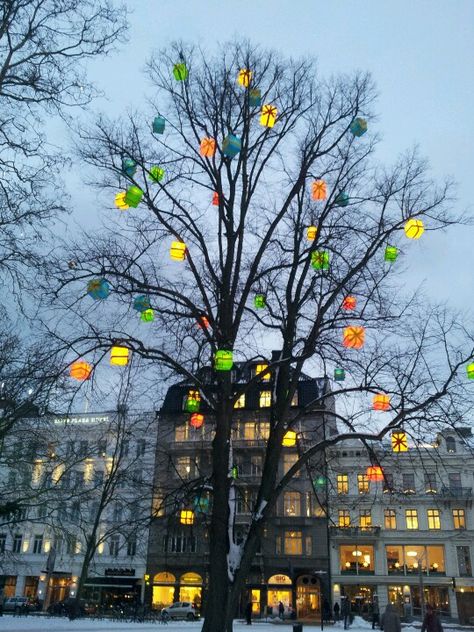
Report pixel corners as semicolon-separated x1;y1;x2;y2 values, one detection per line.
48;42;474;632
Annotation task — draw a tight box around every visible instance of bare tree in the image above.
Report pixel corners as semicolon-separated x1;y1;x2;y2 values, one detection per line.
46;42;474;632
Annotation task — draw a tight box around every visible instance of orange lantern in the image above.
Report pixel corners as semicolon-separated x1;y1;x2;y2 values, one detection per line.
366;466;384;482
69;361;92;381
190;413;204;429
200;137;216;157
343;326;365;349
372;394;391;411
212;192;219;206
197;315;209;329
342;296;357;311
311;180;327;201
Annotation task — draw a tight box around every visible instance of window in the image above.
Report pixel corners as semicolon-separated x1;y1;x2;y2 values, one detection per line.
337;474;349;495
122;439;129;456
236;489;256;514
284;531;303;555
359;510;372;529
445;436;456;453
383;471;394;493
136;439;146;457
427;509;441;530
305;536;312;556
283;453;299;477
79;440;88;457
386;545;446;575
457;546;472;577
109;535;120;557
384;509;397;530
127;538;137;556
0;533;6;553
424;473;437;493
402;473;416;494
98;439;107;456
243;422;256;440
338;509;350;527
258;422;270;440
453;508;466;530
448;473;462;490
89;501;99;522
37;504;47;519
175;424;191;441
66;535;77;555
165;532;197;553
250;455;262;476
406;509;418;529
283;492;301;516
255;364;270;381
66;440;75;456
234;394;246;409
70;502;80;522
340;545;374;574
93;470;104;486
386;545;404;573
33;535;43;554
259;391;271;408
175;456;192;479
55;536;63;554
357;474;369;494
112;503;123;523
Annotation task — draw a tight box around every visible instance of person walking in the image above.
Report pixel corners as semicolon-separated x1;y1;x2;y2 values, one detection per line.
245;600;252;625
380;604;401;632
278;601;285;620
371;596;380;629
333;601;340;622
341;596;351;630
421;604;443;632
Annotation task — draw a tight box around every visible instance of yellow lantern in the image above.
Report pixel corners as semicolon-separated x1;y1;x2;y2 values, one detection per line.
282;430;297;447
260;104;277;128
180;510;194;525
237;68;252;88
307;226;318;241
391;431;408;452
170;241;186;261
115;192;129;210
110;346;129;366
404;218;425;239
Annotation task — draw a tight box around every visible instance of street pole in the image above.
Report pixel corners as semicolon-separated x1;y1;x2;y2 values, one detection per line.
419;563;425;621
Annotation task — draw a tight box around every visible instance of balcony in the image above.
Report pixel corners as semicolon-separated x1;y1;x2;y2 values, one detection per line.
439;486;472;499
329;526;381;537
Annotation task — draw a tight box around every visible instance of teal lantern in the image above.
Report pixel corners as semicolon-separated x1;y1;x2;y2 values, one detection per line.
254;294;266;309
350;117;368;137
385;245;398;262
214;350;233;371
173;63;188;81
222;134;241;159
87;278;110;300
311;250;329;270
124;186;143;208
141;309;154;323
152;116;165;134
185;397;200;413
335;191;349;207
231;465;238;479
133;295;151;313
122;158;136;177
334;368;346;382
193;495;210;514
314;475;326;489
149;166;165;183
249;89;262;107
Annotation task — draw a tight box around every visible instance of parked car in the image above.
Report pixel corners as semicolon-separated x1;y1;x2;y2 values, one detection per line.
161;601;200;620
3;597;36;613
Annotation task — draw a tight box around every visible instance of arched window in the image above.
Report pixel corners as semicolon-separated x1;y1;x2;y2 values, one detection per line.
446;437;456;453
180;572;202;584
153;572;175;584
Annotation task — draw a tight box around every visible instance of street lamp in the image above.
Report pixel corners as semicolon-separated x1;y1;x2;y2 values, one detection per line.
313;570;328;631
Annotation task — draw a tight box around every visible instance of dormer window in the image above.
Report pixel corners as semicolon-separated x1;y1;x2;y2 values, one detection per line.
234;394;246;409
446;437;456;453
255;364;270;382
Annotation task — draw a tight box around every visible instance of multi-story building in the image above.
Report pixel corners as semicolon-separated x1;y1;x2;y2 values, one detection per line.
327;427;474;623
146;362;335;620
0;410;156;608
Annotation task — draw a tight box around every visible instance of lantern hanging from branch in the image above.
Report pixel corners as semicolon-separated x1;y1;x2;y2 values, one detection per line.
170;241;186;261
334;368;346;382
372;393;391;411
173;63;188;81
249;88;261;106
133;295;151;313
366;466;384;482
260;104;277;128
141;309;154;323
282;431;297;447
385;245;399;262
115;192;129;210
311;250;329;270
311;180;327;201
200;137;216;157
212;192;219;206
69;361;92;381
185;390;201;413
110;346;129;366
222;134;241;158
343;326;365;349
190;413;204;429
350;117;368;137
231;465;238;479
404;218;425;239
314;475;326;489
87;278;110;300
391;430;408;452
193;495;209;514
335;191;349;207
342;296;357;311
122;158;136;177
467;363;474;379
197;315;209;329
180;510;194;525
237;68;252;87
214;350;233;371
152;116;165;134
124;186;143;208
149;166;165;183
307;226;317;241
254;294;266;309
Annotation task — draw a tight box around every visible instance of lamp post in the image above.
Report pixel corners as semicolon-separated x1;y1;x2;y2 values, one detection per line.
313;570;327;631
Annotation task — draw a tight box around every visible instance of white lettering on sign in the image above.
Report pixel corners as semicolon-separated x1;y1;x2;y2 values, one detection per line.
53;416;110;425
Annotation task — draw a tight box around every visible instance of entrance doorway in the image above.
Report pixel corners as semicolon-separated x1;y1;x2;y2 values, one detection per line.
297;575;320;619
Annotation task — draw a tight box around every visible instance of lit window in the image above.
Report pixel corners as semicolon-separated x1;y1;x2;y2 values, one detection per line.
359;510;372;529
234;394;246;408
255;364;270;381
453;509;466;530
337;474;349;495
259;390;271;408
175;456;192;478
283;453;299;477
284;531;303;555
175;424;191;441
406;509;418;530
338;510;350;527
384;509;397;530
357;474;369;494
427;509;441;530
283;492;301;516
340;544;374;573
243;422;256;440
257;422;270;440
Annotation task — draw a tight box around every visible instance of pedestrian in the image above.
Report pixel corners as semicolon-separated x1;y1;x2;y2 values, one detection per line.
371;596;380;629
278;601;285;620
421;604;443;632
333;601;340;622
245;601;252;625
380;604;401;632
341;596;351;630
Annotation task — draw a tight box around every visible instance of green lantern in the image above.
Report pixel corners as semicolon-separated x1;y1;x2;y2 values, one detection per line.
149;166;165;183
334;368;345;382
385;245;399;262
335;191;349;207
141;309;154;323
214;350;233;371
231;465;238;479
311;250;329;270
254;294;266;309
314;475;326;489
467;364;474;379
124;186;143;208
173;63;188;81
185;397;200;413
349;117;368;137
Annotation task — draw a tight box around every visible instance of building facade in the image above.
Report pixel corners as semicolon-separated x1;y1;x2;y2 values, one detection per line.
327;427;474;623
146;363;335;619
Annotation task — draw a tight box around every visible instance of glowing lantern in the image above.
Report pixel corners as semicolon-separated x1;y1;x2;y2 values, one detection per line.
180;510;194;525
314;475;326;489
87;278;110;300
350;117;368;137
307;226;317;241
185;391;201;413
335;192;349;207
194;495;209;513
133;295;151;313
311;250;329;270
254;294;266;308
231;465;238;479
249;89;261;106
190;413;204;429
237;68;252;88
173;63;188;81
122;158;136;177
110;346;129;366
342;296;357;311
260;104;277;128
366;466;384;482
372;393;391;411
391;430;408;453
214;350;233;371
197;315;209;329
69;361;92;381
149;166;165;183
212;192;219;206
141;309;154;323
343;326;365;349
223;134;241;158
115;192;129;210
124;186;143;208
404;219;425;240
385;246;398;262
152;116;165;134
311;180;327;201
170;241;186;261
282;431;297;447
334;368;346;382
200;137;216;157
467;363;474;379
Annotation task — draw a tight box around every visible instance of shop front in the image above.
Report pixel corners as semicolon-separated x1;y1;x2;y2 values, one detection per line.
296;575;321;619
152;571;202;610
0;576;17;599
267;574;293;615
341;585;375;616
83;570;140;607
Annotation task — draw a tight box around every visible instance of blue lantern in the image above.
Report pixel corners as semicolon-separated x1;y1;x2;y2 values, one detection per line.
193;495;210;514
152;116;165;134
249;89;262;107
334;368;346;382
222;134;241;158
335;191;349;207
350;117;368;137
87;278;110;300
133;295;151;313
122;158;136;177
